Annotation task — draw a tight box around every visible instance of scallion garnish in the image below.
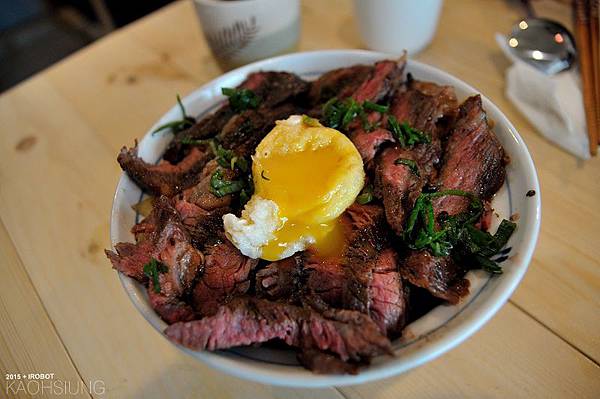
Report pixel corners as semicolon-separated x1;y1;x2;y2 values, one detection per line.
302;115;320;127
402;190;516;273
388;116;430;147
222;87;261;113
143;258;168;293
322;98;389;132
356;184;374;204
394;158;420;177
363;101;389;113
209;169;245;197
152;94;195;135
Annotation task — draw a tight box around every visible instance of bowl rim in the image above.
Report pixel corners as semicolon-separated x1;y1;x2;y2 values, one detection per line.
110;49;541;387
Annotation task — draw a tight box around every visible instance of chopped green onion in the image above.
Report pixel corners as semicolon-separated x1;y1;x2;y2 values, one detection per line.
394;158;420;177
222;87;261;112
363;101;389;113
143;259;168;293
152;94;195;135
302;115;320;127
356;184;374;204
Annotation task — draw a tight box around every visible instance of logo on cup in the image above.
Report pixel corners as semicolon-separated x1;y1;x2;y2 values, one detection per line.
206;16;260;61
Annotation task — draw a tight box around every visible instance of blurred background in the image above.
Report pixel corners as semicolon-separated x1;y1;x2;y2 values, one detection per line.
0;0;174;92
0;0;578;93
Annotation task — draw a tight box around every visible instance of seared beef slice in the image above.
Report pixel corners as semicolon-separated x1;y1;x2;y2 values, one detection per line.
401;95;506;304
216;102;298;157
350;125;395;165
308;65;373;106
342;204;407;335
121;72;308;196
434;95;505;213
164;71;309;162
304;255;346;308
179;159;234;212
374;82;458;235
106;196;203;322
352;58;405;103
369;248;408;336
106;196;181;281
165;297;391;362
345;57;407;163
118;146;210;197
374;145;425;236
192;240;258;317
255;256;303;300
402;251;469;305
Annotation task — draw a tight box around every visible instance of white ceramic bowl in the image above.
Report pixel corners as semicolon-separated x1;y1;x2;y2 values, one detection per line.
110;50;541;387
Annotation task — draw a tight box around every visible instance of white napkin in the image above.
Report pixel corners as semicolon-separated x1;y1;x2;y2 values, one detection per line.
495;33;591;159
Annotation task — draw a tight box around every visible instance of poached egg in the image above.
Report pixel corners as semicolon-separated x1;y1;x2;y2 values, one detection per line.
223;115;364;261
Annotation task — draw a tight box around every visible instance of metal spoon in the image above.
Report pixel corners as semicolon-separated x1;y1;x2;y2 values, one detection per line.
506;2;577;75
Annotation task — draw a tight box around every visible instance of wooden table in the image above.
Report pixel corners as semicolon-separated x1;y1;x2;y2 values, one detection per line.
0;0;598;397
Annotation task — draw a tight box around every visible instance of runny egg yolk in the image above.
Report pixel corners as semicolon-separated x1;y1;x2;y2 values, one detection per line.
251;115;365;261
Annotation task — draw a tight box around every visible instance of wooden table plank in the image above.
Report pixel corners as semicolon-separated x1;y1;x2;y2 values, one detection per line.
0;219;90;398
0;0;598;397
339;304;600;399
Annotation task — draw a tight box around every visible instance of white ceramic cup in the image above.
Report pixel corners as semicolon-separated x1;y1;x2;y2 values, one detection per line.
193;0;300;69
353;0;443;55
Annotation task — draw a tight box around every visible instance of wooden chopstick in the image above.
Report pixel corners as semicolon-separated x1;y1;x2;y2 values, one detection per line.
574;0;598;156
590;0;600;144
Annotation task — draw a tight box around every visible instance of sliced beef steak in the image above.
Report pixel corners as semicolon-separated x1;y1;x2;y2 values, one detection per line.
368;248;407;336
388;81;458;176
343;57;406;163
340;204;407;334
165;297;392;363
400;95;505;304
153;214;204;299
131;201;165;242
304;255;346;308
180;159;234;211
216;102;298;156
306;248;406;335
106;197;204;322
342;203;390;314
174;198;209;227
106;196;178;281
352;57;406;103
374;146;425;236
374;81;458;235
147;288;196;324
173;181;230;249
163;106;234;164
434;95;506;215
308;65;373;106
251;71;310;108
255;255;303;300
349;127;395;165
118;146;210;197
105;240;154;281
164;71;308;163
401;80;459;134
402;251;469;304
192;239;258;317
185;206;230;249
254;252;346;307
